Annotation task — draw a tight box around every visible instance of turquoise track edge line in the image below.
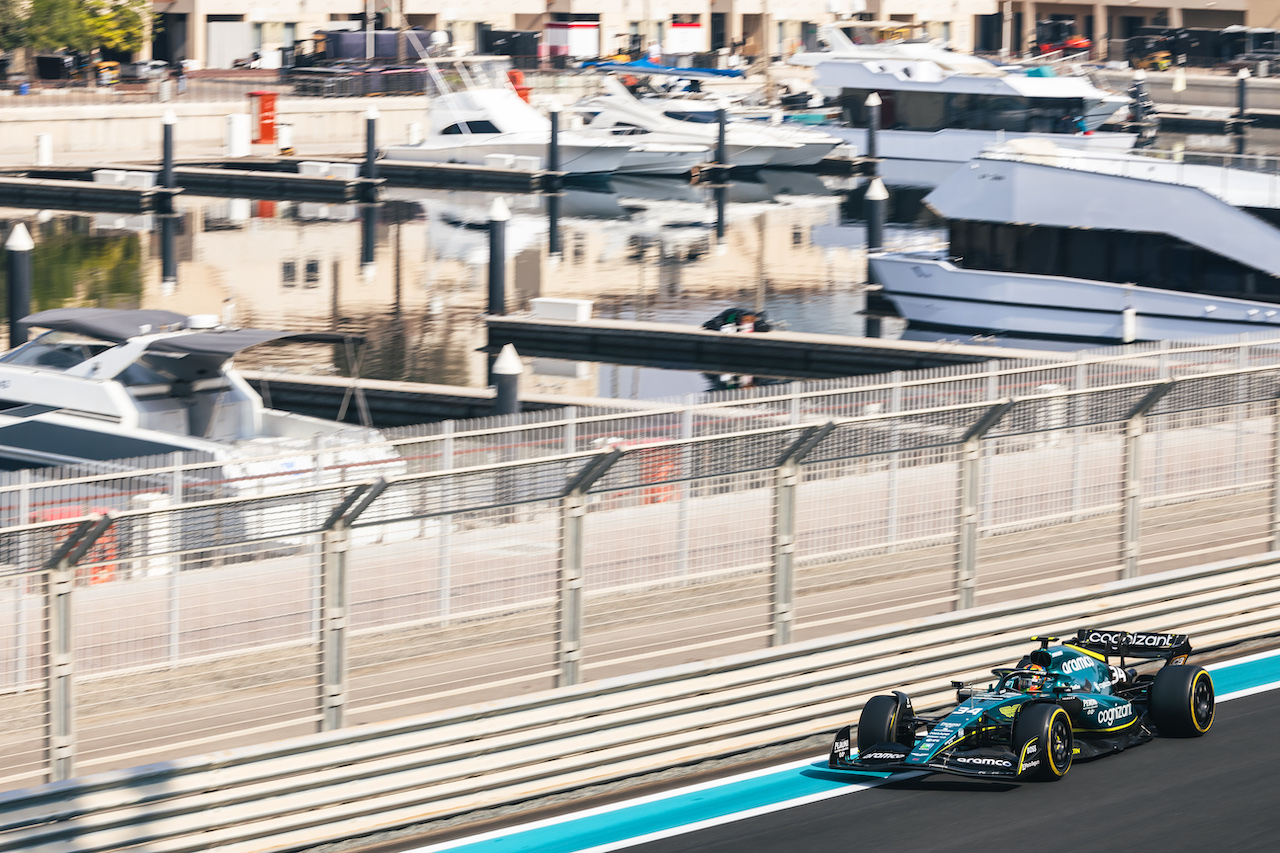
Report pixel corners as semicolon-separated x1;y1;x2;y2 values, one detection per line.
427;648;1280;853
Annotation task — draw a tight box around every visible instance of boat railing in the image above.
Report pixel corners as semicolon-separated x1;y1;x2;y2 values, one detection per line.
983;143;1280;208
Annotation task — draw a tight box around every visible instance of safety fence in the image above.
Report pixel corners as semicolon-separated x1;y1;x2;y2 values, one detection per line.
1;550;1275;853
0;66;603;108
1;334;1280;789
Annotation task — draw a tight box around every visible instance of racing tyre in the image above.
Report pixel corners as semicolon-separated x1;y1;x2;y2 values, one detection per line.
1149;665;1214;737
1012;703;1072;782
856;694;915;752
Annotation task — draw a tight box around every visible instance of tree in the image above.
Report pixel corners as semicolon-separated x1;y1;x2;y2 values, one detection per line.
0;0;27;53
85;0;153;54
20;0;154;55
25;0;94;53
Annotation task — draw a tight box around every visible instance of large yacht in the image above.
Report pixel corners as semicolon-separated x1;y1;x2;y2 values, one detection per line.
0;308;399;473
869;145;1280;343
788;24;1138;165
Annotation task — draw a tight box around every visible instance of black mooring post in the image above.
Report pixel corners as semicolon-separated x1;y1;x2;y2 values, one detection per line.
361;204;377;269
161;109;176;189
714;182;727;243
364;106;379;181
865;177;887;256
1237;67;1250;120
488;198;510;315
548;108;562;173
6;223;33;347
547;191;562;257
492;343;522;415
160;214;177;290
865;91;881;176
716;107;729;166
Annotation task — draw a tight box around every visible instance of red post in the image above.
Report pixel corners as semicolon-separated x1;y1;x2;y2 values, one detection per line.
248;91;278;144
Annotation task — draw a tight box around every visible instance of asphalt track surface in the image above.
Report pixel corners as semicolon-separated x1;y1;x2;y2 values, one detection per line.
632;691;1280;853
407;654;1280;853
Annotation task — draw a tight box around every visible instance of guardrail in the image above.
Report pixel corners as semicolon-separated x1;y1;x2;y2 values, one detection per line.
2;551;1276;853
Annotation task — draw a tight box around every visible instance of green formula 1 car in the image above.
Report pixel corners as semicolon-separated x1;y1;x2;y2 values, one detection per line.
829;628;1215;782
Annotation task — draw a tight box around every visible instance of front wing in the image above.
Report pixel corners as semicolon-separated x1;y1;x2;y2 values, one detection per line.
829;723;1153;780
829;725;1035;780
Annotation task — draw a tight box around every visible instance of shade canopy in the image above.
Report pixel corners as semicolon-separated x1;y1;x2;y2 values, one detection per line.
582;58;744;79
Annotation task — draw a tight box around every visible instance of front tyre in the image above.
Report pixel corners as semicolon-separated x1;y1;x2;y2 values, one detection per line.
1150;665;1214;737
856;694;915;752
1013;703;1073;781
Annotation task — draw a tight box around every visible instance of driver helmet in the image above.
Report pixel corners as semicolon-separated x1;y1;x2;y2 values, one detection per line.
1018;662;1047;693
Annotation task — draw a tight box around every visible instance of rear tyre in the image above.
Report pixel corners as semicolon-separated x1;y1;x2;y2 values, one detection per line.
856;694;915;752
1149;665;1214;737
1013;702;1073;781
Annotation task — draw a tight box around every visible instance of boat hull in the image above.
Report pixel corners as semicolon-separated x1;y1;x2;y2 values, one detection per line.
616;143;709;175
819;126;1137;164
382;135;632;175
871;253;1280;343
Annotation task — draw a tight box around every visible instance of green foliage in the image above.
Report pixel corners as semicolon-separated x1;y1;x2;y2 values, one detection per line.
86;0;153;53
0;0;27;53
25;0;94;53
17;0;155;55
0;220;143;326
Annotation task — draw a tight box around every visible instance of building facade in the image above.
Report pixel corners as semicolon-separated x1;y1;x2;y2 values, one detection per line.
151;0;1247;69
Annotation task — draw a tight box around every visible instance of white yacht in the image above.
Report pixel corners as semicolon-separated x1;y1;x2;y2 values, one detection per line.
629;94;846;167
577;78;839;169
869;146;1280;343
0;308;400;474
788;24;1137;164
382;87;636;175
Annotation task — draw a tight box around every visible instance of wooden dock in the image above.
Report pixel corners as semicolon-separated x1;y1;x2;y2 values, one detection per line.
486;317;1062;379
0;174;182;212
240;371;650;426
0;151;876;208
20;164;381;203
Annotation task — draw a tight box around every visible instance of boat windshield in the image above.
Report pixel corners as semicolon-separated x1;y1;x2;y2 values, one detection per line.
0;330;170;384
663;110;718;124
0;331;111;371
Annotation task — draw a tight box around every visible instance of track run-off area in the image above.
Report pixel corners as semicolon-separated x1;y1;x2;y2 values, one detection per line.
406;650;1280;853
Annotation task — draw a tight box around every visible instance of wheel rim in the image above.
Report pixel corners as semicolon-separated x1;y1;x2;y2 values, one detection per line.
1049;714;1071;771
1192;673;1215;732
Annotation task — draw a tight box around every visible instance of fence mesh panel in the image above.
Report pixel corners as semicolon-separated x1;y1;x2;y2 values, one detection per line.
0;573;47;789
976;427;1126;606
346;500;562;722
793;448;963;640
73;541;322;776
581;474;774;680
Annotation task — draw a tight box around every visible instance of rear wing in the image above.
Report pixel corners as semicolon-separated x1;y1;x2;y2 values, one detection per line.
1072;628;1193;662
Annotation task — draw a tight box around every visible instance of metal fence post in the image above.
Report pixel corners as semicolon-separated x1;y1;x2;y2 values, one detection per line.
46;564;74;782
675;405;694;578
955;403;1014;610
558;451;622;686
1121;383;1175;580
773;462;799;646
318;481;385;732
439;421;455;623
319;523;350;732
43;514;113;782
956;437;981;610
560;488;586;687
772;423;835;646
1272;397;1280;551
